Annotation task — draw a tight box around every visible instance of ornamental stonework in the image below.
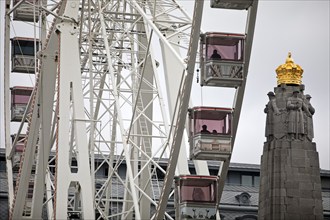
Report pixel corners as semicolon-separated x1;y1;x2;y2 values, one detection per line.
264;84;314;142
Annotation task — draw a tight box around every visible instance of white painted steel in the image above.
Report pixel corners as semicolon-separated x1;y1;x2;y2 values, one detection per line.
154;0;205;218
3;0;14;211
2;0;258;219
54;1;95;219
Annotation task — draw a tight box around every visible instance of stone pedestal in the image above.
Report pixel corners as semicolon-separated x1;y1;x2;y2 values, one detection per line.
259;140;323;220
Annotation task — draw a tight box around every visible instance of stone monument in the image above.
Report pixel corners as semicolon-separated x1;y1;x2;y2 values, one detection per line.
258;53;324;220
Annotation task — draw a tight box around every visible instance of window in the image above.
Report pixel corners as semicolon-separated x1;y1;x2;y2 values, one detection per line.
203;33;245;62
226;171;260;187
254;176;260;187
177;176;218;204
242;175;253;186
0;160;6;172
192;109;232;135
241;174;260;187
321;177;330;191
12;40;39;56
227;172;241;185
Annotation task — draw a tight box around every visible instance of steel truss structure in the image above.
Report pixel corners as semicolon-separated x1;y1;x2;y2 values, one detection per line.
2;0;258;219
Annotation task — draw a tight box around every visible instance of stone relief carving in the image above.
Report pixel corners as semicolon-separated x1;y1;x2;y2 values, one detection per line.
264;92;280;141
304;94;315;141
264;88;314;141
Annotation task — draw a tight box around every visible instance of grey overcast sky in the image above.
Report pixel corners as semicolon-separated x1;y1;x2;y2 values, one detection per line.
1;1;329;169
182;0;329;169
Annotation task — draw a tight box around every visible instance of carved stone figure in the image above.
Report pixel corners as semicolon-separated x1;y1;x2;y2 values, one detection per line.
264;92;280;140
286;91;310;140
304;94;315;141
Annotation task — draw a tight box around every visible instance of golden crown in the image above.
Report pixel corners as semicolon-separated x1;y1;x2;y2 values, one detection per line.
276;52;303;85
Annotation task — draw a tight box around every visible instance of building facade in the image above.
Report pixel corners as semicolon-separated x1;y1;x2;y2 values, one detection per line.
0;149;329;219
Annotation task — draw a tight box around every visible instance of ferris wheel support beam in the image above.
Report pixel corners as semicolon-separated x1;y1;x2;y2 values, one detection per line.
162;40;202;176
3;0;14;210
217;0;259;205
159;31;191;176
11;88;41;219
54;0;94;218
98;3;142;219
136;24;154;220
31;17;59;218
154;0;204;219
147;1;192;176
147;0;210;177
45;171;54;219
232;1;259;140
129;1;186;69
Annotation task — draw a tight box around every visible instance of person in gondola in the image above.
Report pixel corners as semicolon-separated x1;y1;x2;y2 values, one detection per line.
210;49;221;59
201;125;210;134
209;49;222;77
192;187;205;201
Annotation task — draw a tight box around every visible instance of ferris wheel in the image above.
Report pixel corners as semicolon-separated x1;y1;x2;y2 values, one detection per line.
2;0;258;219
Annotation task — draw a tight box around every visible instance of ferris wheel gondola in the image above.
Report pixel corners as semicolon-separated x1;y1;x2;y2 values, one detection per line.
10;86;33;122
211;0;254;10
174;175;219;220
11;37;38;74
12;0;40;22
200;32;245;88
188;106;233;161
